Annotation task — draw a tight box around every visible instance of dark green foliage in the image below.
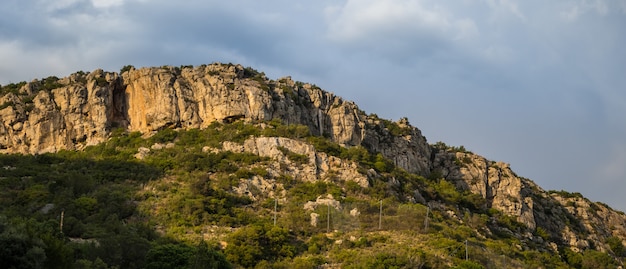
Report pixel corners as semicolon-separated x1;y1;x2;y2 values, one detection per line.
145;243;193;269
0;151;162;268
561;247;583;268
454;260;485;269
581;249;618;269
94;77;107;87
189;241;232;269
606;236;625;257
372;153;393;173
41;76;62;91
261;120;310;138
288;181;343;203
120;65;135;73
242;66;260;78
276;146;309;164
549;190;585;199
149;128;178;144
0;81;27;95
432;141;471;153
0;101;14;110
1;114;623;268
379;118;411;136
224;223;300;267
306;136;343;157
344;252;409;269
0;230;47;269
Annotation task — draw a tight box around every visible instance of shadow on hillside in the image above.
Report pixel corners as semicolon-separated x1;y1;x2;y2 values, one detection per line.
0;152;167;268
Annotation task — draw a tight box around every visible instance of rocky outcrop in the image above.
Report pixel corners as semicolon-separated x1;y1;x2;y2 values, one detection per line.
4;62;626;256
432;150;537;230
223;137;369;188
0;63;430;175
0;70;122;153
431;146;626;254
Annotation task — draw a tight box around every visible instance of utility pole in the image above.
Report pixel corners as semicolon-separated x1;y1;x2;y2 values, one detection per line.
273;198;277;226
59;210;64;234
424;205;430;232
378;200;382;230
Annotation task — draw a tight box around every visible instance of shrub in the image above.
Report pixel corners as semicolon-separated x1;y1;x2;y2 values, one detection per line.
454;260;485;269
224;223;299;267
606;236;625;257
120;65;135;73
0;101;14;110
94;77;108;87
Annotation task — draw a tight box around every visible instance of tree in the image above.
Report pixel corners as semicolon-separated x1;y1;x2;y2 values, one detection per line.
606;236;625;257
581;250;617;269
144;243;193;269
224;223;298;267
0;232;47;269
120;65;135;73
189;241;232;269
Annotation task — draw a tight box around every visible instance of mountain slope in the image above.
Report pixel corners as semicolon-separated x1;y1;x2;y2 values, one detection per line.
1;63;625;268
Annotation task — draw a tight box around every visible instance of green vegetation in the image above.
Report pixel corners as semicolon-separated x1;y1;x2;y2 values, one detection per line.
121;65;135;73
94;77;108;87
0;101;13;110
0;81;27;95
41;76;62;91
0;119;623;268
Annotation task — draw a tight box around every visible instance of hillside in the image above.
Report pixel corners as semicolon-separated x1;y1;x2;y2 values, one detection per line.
1;63;625;268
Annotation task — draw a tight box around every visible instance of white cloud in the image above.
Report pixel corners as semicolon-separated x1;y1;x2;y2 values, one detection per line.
559;0;626;21
91;0;125;8
326;0;478;42
324;0;478;61
484;0;526;21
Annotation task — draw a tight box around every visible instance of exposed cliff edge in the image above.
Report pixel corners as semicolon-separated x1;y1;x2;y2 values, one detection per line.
0;63;430;175
2;63;626;259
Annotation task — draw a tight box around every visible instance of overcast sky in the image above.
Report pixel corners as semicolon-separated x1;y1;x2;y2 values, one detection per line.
1;0;625;210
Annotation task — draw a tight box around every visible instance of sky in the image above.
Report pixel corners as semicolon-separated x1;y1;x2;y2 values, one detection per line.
1;0;625;210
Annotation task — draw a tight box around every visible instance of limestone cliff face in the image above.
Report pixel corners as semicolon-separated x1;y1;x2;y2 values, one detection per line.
4;62;626;254
431;146;626;254
0;63;430;175
222;136;369;188
432;149;537;229
0;70;123;153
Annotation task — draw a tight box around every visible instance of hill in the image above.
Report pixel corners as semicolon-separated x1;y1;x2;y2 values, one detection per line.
0;63;625;268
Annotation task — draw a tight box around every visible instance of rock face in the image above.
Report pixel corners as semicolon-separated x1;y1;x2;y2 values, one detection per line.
431;145;626;254
223;137;369;188
432;150;537;230
0;63;430;175
0;70;123;153
3;62;626;254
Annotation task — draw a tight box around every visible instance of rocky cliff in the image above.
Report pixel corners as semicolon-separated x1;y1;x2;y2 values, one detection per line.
430;144;626;256
2;63;626;259
0;63;430;175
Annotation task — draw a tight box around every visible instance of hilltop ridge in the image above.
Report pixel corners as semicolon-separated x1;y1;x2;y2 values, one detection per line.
0;63;430;174
1;63;625;268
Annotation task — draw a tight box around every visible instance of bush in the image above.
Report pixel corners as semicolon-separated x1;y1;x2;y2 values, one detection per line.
606;236;625;257
120;65;135;73
224;223;300;267
144;243;193;269
454;260;485;269
581;249;617;269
